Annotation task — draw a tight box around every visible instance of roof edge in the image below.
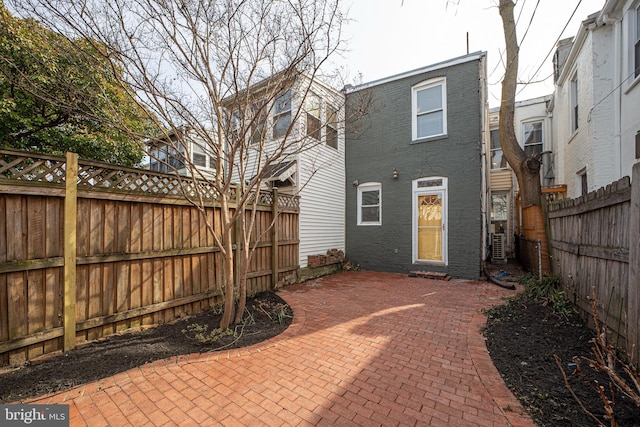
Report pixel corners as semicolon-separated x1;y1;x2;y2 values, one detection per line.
344;51;487;94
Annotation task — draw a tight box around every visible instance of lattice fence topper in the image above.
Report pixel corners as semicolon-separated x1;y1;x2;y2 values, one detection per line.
0;149;67;185
278;193;299;210
0;149;299;209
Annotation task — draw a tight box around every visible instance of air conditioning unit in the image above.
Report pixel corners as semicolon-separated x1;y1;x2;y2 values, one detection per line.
492;233;507;264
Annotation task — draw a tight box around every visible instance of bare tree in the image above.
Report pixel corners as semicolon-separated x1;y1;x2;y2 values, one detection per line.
498;0;547;269
10;0;349;328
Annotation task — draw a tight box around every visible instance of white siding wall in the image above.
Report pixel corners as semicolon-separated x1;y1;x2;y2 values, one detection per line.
226;76;346;268
298;86;345;268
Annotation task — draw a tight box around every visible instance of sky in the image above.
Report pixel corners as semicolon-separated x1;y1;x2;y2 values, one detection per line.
338;0;606;107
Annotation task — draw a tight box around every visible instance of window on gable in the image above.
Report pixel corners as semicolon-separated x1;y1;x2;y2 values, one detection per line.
273;89;292;139
357;183;381;225
490;129;507;169
570;75;579;133
305;94;321;140
635;5;640;78
412;78;447;140
523;121;543;157
230;110;243;142
251;102;267;144
325;104;338;149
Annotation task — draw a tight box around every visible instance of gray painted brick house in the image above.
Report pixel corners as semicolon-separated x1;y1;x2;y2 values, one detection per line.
344;52;488;279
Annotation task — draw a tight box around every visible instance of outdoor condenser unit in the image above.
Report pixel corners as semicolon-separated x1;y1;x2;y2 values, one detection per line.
492;233;507;263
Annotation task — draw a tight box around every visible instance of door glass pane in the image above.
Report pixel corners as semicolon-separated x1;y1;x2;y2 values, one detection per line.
418;228;442;261
417;194;442;261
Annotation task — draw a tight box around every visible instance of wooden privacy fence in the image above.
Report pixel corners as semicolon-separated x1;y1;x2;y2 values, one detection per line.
547;162;640;363
0;149;299;367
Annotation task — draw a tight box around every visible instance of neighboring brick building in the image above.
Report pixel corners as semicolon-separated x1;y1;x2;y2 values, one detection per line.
344;52;488;279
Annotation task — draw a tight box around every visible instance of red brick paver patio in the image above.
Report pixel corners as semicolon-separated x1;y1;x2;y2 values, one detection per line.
31;271;535;426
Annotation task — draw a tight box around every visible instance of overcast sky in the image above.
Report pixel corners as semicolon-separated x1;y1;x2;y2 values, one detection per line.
338;0;605;107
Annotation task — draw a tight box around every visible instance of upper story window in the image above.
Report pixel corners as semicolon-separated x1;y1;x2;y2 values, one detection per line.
304;94;339;150
412;78;447;140
357;182;381;226
305;94;321;140
273;90;292;139
523;121;543;157
570;74;579;133
635;5;640;78
326;105;338;149
490;129;507;169
149;140;216;173
251;101;267;144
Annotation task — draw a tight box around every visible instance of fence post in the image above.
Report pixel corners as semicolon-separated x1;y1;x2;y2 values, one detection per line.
63;152;78;352
271;189;279;290
629;163;640;364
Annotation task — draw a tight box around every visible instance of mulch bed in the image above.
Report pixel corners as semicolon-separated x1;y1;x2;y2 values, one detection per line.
484;295;640;426
0;291;292;404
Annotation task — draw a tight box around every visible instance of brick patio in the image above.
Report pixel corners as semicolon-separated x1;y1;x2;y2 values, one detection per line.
31;271;535;426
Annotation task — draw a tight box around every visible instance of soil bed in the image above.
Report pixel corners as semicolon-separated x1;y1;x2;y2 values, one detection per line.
484;295;640;426
0;291;292;404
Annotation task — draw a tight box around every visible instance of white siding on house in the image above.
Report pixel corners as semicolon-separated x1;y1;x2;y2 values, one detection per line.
226;75;346;268
298;140;345;267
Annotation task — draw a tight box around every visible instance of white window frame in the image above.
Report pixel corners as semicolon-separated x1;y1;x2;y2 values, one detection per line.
305;93;321;141
412;78;447;141
325;104;339;150
490;191;510;248
489;128;508;170
412;177;448;265
357;182;382;226
522;120;544;157
577;167;588;196
273;89;292;139
570;74;579;133
634;4;640;79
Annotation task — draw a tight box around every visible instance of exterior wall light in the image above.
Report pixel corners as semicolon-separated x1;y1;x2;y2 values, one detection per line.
392;168;399;179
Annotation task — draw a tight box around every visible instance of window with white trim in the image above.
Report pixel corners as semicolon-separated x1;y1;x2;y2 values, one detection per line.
523;121;543;157
273;90;292;139
251;101;267;144
325;104;338;149
570;74;579;133
490;129;507;169
635;5;640;78
412;78;447;140
357;183;381;225
578;168;588;196
305;93;321;140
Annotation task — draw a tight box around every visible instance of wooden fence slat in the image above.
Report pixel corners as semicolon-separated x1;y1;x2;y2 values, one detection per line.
63;152;78;352
549;173;635;362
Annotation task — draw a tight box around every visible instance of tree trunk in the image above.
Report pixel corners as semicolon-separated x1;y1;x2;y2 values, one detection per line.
498;0;549;272
219;199;235;329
